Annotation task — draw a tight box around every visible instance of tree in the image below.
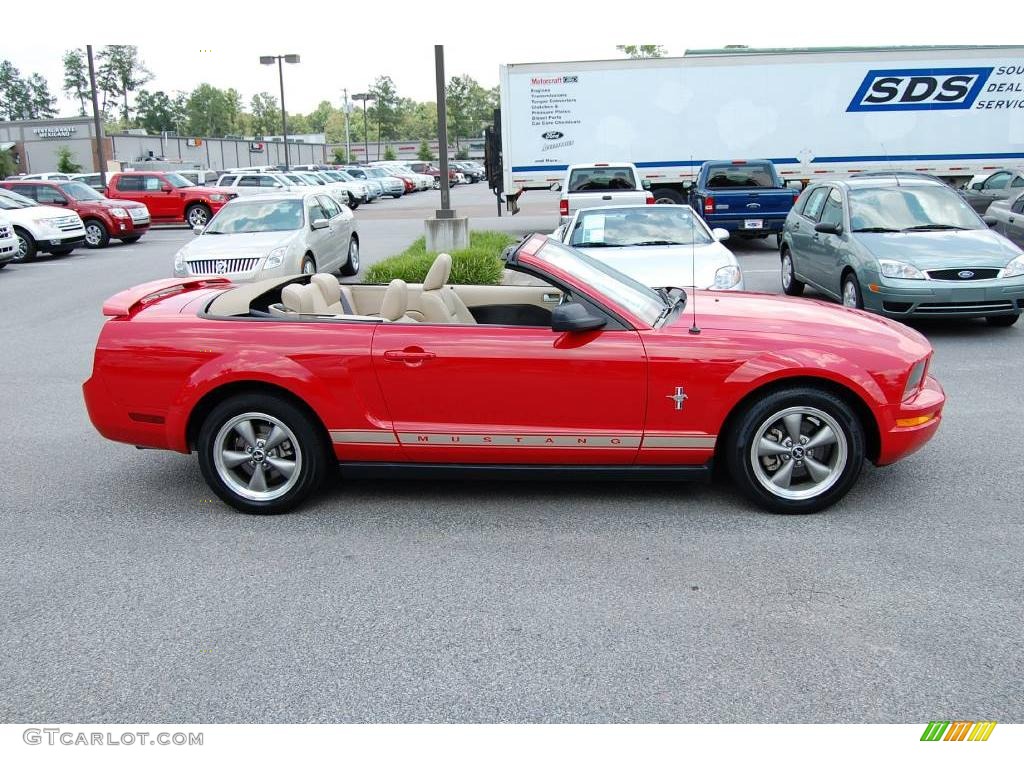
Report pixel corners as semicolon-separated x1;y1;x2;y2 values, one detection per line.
368;76;400;158
616;45;667;58
62;49;90;116
0;60;31;120
97;45;153;123
56;146;82;174
250;91;279;137
183;83;242;137
26;74;57;118
307;100;334;134
0;148;17;178
416;139;434;161
332;147;352;164
135;89;187;133
445;76;473;153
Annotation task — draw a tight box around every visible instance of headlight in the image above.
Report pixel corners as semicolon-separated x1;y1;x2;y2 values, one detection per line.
265;246;287;269
109;207;128;218
173;252;187;276
1003;254;1024;278
878;259;925;279
208;194;225;202
712;264;742;290
903;358;928;401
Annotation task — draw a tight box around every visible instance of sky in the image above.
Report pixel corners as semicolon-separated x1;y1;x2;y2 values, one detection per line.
2;2;1007;117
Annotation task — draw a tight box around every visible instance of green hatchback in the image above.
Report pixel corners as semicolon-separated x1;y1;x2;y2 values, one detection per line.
780;177;1024;327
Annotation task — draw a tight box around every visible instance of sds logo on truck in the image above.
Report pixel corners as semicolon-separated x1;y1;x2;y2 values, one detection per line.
847;67;993;112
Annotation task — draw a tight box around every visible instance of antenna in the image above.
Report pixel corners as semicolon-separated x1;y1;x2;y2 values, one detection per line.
688;156;700;335
881;142;900;187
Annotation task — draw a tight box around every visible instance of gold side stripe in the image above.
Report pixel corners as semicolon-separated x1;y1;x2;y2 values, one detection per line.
397;433;641;448
330;430;399;444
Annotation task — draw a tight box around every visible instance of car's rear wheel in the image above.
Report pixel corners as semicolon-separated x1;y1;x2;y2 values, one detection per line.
652;188;685;205
780;248;804;296
300;255;316;274
186;204;211;228
84;219;110;248
197;394;330;514
725;387;865;514
340;237;359;276
12;228;36;262
986;313;1020;327
842;273;863;309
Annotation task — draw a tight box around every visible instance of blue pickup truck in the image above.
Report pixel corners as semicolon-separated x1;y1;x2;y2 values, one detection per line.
688;160;799;244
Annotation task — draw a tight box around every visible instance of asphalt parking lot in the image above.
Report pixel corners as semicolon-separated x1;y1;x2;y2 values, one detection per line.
1;182;1022;723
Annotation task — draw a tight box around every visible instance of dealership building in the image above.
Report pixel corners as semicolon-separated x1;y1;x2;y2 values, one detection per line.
0;118;110;175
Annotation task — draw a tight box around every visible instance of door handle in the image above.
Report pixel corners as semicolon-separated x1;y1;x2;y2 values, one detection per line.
542;293;561;303
793;222;801;230
384;348;436;364
602;195;612;200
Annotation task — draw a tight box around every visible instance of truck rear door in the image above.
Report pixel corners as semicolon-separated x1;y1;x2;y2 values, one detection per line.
700;163;796;234
563;165;649;220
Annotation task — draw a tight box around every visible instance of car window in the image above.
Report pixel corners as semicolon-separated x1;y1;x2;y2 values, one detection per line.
1012;193;1024;214
800;187;829;221
819;188;844;228
238;176;262;187
1011;176;1024;188
318;194;341;218
35;185;67;204
567;166;636;192
206;199;304;233
307;198;329;223
116;175;143;192
259;176;281;188
218;175;237;187
9;184;39;201
705;165;777;188
143;176;162;191
985;172;1011;190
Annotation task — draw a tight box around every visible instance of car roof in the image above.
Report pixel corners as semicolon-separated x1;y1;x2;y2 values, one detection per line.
826;177;948;191
223;190;316;202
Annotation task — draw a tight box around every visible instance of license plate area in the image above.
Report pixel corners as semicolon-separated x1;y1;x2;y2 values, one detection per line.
744;219;763;229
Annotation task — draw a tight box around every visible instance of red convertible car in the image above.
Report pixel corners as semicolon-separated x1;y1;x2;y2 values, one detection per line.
83;234;944;515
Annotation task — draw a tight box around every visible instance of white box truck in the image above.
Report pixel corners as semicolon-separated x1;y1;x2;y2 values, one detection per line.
499;46;1024;207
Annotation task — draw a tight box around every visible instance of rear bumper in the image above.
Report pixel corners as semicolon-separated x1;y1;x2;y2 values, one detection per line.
706;216;787;234
876;375;945;465
83;374;174;451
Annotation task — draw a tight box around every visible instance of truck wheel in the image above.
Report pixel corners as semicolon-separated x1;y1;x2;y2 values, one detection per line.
725;387;865;514
186;204;211;228
781;248;804;296
12;228;36;262
84;219;110;248
197;393;331;514
652;188;685;205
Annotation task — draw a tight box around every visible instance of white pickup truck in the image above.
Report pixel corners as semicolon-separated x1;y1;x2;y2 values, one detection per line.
555;162;652;223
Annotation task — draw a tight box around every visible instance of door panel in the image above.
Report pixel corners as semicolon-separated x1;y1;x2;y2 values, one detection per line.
452;284;563;311
371;324;647;464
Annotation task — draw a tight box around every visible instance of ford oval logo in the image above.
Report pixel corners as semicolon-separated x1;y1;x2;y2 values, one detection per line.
958;270;975;279
541;131;564;140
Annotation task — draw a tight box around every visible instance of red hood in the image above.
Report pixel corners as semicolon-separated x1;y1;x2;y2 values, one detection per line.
95;198;147;209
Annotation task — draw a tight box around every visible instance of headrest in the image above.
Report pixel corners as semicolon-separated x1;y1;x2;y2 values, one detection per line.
310;273;341;305
380;279;408;321
423;253;452;291
281;283;318;314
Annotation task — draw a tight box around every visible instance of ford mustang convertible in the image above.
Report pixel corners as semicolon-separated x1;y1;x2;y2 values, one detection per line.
83;234;944;515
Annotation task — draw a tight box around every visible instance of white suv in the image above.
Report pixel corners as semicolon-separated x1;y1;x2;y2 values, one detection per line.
0;214;17;268
0;188;87;261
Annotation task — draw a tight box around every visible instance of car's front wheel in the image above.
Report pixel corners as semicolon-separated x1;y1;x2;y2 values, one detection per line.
186;204;211;228
84;219;110;248
725;387;865;514
197;393;331;514
780;248;804;296
12;228;36;262
986;313;1020;327
842;273;864;309
340;237;359;276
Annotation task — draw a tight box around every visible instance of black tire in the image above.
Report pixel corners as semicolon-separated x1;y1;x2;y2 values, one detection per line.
841;272;864;309
185;204;211;228
197;393;331;514
0;262;7;269
49;246;75;255
651;188;686;205
83;219;110;248
300;254;316;275
340;236;359;276
12;227;36;262
725;387;865;514
986;313;1020;327
121;235;142;243
780;247;804;296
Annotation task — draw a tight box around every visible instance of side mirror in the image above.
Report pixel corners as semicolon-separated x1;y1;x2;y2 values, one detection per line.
161;183;173;192
549;182;561;192
814;221;843;236
551;302;607;333
50;198;68;205
311;218;329;230
641;179;652;190
712;227;730;242
983;215;998;227
972;181;984;190
192;225;205;235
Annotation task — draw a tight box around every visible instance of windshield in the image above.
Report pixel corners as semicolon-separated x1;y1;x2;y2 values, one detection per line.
60;182;104;201
298;173;324;185
536;239;666;325
205;200;303;233
164;173;194;188
284;174;309;186
568;166;637;192
570;207;712;248
0;189;36;207
705;165;778;188
849;185;983;231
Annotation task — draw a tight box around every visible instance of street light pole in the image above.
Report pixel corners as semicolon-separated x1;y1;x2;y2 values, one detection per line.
434;45;452;217
342;88;351;164
351;92;375;163
260;54;300;170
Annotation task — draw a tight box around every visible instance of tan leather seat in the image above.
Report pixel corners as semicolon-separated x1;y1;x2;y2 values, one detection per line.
380;279;416;323
310;274;356;314
420;253;476;324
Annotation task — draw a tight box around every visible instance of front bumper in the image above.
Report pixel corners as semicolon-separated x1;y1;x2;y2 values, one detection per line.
862;274;1024;318
42;232;86;251
0;235;16;264
876;375;944;465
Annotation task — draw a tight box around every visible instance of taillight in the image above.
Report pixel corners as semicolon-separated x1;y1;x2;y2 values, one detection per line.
793;192;800;206
645;193;655;205
703;195;715;215
559;198;569;217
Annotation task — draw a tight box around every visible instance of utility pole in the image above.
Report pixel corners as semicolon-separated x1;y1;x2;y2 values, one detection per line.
277;58;289;170
86;45;107;187
342;88;351;164
435;45;451;216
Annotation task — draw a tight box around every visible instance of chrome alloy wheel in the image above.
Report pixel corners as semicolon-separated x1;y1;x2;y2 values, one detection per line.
213;412;302;502
348;239;359;270
85;222;104;246
782;252;794;290
187;207;209;227
750;406;848;501
842;279;859;308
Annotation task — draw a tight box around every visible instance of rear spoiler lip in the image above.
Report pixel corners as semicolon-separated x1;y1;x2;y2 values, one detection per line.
102;277;231;317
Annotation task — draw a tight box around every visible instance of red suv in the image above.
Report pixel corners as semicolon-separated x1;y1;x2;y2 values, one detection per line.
1;179;151;248
105;171;235;228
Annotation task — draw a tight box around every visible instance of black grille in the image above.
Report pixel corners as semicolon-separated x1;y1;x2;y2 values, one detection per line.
882;302;913;313
926;268;1000;281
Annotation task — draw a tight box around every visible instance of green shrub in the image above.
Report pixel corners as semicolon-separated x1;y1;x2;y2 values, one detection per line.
383;147;397;161
365;231;513;286
56;146;82;174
